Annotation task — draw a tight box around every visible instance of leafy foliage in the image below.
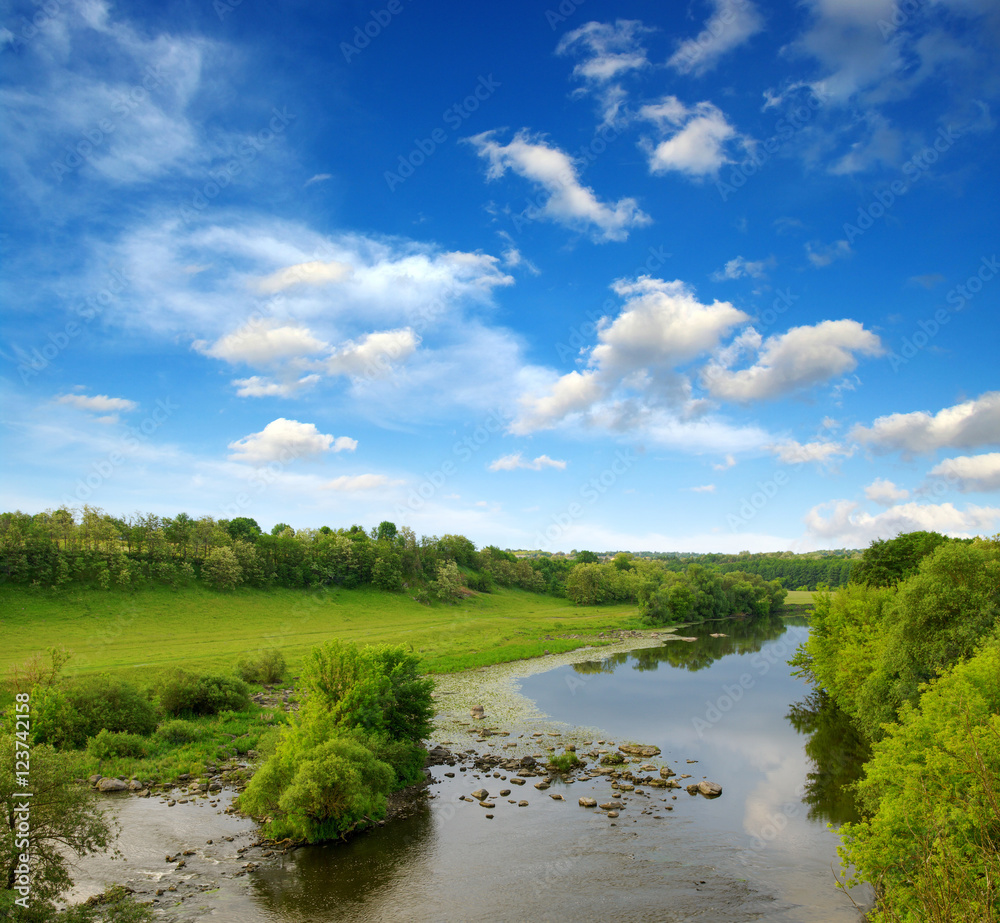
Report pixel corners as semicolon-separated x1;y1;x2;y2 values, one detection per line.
235;649;287;685
86;729;148;761
157;671;251;717
851;530;954;587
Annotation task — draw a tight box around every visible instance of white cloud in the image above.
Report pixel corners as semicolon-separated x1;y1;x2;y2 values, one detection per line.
711;255;772;280
488;453;567;472
324;328;419;378
227;418;356;463
864;477;910;505
556;20;652;82
638;97;746;178
231;375;320;398
514;276;747;432
689;483;716;492
667;0;764;76
806;239;852;267
713;453;737;470
467;129;651;241
255;260;353;294
321;474;401;491
55;393;138;413
852;392;1000;454
702;319;883;402
195;320;327;365
805;498;1000;547
304;173;332;186
928;453;1000;492
768;439;854;465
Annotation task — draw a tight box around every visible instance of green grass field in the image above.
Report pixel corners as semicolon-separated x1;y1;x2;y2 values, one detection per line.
1;583;645;687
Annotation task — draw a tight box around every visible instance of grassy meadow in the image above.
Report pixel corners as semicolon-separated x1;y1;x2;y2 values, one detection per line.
1;583;645;687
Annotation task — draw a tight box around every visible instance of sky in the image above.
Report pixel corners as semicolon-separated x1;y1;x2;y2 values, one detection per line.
1;0;999;554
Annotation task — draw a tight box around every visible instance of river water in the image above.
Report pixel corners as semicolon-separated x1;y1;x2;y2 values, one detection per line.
70;615;872;921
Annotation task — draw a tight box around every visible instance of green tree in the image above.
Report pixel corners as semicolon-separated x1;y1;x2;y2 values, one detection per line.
202;546;243;590
1;729;115;918
226;517;262;543
375;521;397;542
270;522;293;536
852;530;952;587
432;560;463;601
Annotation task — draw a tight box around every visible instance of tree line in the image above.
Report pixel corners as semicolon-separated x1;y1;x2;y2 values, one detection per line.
792;530;999;921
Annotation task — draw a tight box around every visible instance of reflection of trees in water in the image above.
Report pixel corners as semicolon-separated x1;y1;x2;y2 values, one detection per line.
786;690;870;826
249;798;434;918
572;614;795;675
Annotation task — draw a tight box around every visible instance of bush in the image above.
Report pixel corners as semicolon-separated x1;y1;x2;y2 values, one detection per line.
547;751;583;773
86;729;148;761
155;719;200;745
237;731;394;842
32;676;157;749
236;649;287;685
158;672;251;717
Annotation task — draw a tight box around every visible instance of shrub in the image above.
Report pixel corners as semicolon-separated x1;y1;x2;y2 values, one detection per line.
237;731;394;842
236;649;287;685
155;719;200;745
32;676;157;749
86;729;148;761
547;750;583;773
158;672;251;717
202;546;243;590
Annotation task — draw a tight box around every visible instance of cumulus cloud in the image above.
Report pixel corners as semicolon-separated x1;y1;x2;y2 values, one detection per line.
689;483;716;492
488;453;567;471
928;453;1000;492
321;474;402;491
468;130;651;241
514;276;747;432
702;319;883;402
713;453;737;470
852;392;1000;454
864;477;910;505
805;498;1000;547
255;260;353;294
638;96;746;177
768;439;854;465
227;418;356;463
194;320;328;365
324;328;419;378
56;393;138;413
667;0;764;76
711;255;773;280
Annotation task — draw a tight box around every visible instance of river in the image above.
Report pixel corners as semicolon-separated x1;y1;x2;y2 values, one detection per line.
69;615;872;921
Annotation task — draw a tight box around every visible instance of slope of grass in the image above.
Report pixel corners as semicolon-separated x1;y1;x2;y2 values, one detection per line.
0;583;642;688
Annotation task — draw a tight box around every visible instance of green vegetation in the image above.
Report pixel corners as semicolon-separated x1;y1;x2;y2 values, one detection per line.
792;531;1000;921
237;641;434;842
547;750;583;773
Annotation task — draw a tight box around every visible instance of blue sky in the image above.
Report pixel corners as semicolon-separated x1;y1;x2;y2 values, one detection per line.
2;0;999;553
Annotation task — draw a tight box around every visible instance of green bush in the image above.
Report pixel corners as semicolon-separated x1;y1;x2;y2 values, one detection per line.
155;719;200;745
237;730;394;842
31;676;157;749
547;750;582;773
86;729;148;761
158;672;251;717
235;649;286;684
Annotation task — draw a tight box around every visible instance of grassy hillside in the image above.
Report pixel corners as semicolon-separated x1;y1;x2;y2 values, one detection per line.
0;584;645;687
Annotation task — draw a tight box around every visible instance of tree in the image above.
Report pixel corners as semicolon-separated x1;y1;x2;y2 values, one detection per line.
1;728;115;919
575;550;599;564
202;546;243;590
375;521;397;542
852;530;952;587
226;517;262;543
432;560;463;601
270;522;293;537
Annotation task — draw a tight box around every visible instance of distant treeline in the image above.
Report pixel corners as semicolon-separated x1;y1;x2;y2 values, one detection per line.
0;506;847;599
